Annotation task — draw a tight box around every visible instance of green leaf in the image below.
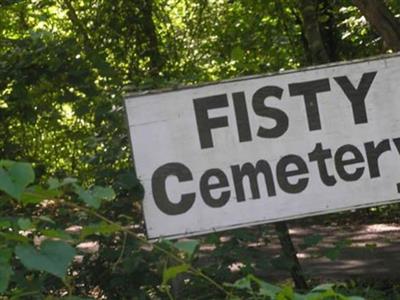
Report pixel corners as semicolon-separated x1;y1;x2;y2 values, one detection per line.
74;185;115;209
117;172;140;190
174;239;199;258
0;168;16;199
20;185;60;204
0;249;12;292
324;239;351;261
0;232;29;243
48;177;77;190
15;240;76;278
37;215;55;224
42;229;73;241
0;263;12;293
74;185;96;208
277;285;295;300
310;283;335;292
80;222;120;239
92;186;115;201
230;276;252;290
162;264;190;285
0;219;11;229
17;218;33;230
8;162;35;190
231;46;244;61
0;160;14;168
0;249;12;265
249;275;281;298
0;161;34;200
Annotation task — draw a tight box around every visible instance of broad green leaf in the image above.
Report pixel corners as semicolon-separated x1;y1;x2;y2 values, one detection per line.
276;285;295;300
0;263;12;293
15;240;76;278
92;186;115;201
0;249;12;264
0;219;11;229
0;232;29;243
20;185;60;204
17;218;33;230
47;178;59;190
159;239;174;248
229;276;252;290
292;293;306;300
306;288;337;299
310;283;335;292
174;239;199;257
37;216;55;224
8;162;35;190
162;264;190;285
0;160;14;168
0;168;16;199
117;172;140;190
0;249;12;292
249;275;281;298
74;185;97;208
42;229;73;241
74;185;115;209
80;222;120;239
48;177;77;190
0;162;34;200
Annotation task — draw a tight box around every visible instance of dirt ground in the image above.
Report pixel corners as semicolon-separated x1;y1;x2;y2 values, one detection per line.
247;223;400;282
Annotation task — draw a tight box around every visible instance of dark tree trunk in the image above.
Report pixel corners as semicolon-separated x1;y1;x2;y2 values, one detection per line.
299;0;330;64
140;0;163;77
274;222;308;290
353;0;400;51
320;0;338;62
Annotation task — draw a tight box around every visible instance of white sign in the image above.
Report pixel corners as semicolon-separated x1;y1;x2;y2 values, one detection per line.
125;54;400;240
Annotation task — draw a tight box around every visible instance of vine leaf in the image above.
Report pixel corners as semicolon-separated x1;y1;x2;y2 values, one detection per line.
15;240;76;278
0;263;12;293
0;161;34;200
174;239;199;258
162;264;190;285
74;185;115;209
0;248;13;293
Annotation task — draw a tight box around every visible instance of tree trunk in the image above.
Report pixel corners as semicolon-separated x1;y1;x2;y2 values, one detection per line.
353;0;400;52
140;0;163;77
299;0;330;64
275;222;308;290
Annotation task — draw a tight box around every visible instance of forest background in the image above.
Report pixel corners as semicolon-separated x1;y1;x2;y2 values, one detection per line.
1;0;400;299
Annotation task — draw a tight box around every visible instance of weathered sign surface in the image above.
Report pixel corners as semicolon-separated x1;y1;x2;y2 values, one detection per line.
124;53;400;240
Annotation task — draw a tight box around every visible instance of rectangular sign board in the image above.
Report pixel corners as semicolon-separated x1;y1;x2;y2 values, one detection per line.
125;53;400;240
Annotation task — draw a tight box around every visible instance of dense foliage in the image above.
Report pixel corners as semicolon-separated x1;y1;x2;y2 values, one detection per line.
0;0;399;299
